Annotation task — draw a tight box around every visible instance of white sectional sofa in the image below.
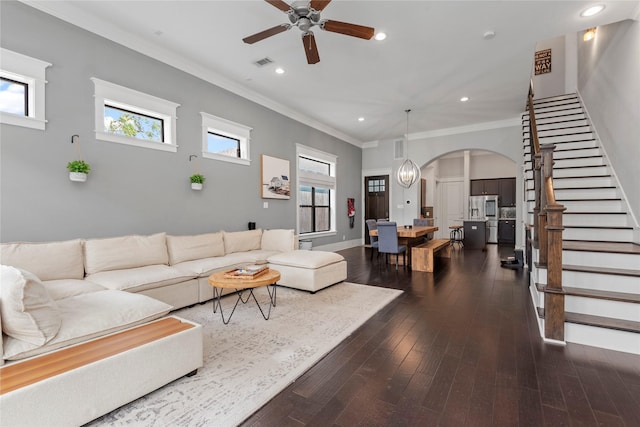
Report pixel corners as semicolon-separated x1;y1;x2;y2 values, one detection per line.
0;228;346;426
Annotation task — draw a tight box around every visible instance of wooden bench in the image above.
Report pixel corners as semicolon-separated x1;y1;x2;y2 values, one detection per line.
411;238;451;272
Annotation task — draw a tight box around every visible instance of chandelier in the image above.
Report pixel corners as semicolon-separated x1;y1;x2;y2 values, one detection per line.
396;109;421;188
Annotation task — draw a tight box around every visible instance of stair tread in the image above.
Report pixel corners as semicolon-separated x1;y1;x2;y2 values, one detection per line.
565;312;640;333
563;263;640;277
563;241;640;254
563;211;627;215
552;175;611;179
563;286;640;303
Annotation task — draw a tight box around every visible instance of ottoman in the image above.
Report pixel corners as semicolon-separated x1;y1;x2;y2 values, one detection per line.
267;250;347;293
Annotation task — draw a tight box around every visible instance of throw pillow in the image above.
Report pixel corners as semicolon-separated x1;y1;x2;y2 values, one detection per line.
261;229;295;252
0;265;61;345
223;229;262;254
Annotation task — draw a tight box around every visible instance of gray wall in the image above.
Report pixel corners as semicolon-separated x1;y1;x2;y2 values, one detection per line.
532;35;567;99
0;2;362;244
578;19;640;225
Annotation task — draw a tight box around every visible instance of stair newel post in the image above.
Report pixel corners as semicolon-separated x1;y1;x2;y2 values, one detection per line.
534;153;546;264
540;144;566;341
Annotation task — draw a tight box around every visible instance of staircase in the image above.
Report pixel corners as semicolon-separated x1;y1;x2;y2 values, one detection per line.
523;93;640;355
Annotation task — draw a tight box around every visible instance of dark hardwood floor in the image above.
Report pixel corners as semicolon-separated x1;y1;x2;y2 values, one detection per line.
244;245;640;426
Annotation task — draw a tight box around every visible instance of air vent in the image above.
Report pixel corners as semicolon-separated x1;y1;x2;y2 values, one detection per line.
253;57;274;67
394;139;404;159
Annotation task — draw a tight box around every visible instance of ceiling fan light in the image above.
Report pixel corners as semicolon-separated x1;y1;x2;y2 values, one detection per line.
397;158;421;189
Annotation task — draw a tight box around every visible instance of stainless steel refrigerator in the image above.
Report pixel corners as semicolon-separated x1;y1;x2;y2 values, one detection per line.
469;195;499;243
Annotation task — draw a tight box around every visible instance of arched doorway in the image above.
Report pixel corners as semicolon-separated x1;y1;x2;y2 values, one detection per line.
421;150;517;240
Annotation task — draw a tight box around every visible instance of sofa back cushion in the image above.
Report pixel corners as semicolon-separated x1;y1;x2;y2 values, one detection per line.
166;232;225;265
223;229;262;254
0;239;84;281
0;266;61;346
261;229;295;253
84;233;169;275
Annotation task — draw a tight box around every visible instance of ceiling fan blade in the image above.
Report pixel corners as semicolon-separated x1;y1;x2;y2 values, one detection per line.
243;24;290;44
302;33;320;64
265;0;291;13
322;20;375;40
310;0;332;11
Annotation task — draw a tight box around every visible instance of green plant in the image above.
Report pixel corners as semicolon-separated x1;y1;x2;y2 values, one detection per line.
190;174;205;184
67;160;91;174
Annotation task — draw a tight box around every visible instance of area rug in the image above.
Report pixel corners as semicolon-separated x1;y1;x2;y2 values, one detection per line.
89;282;402;427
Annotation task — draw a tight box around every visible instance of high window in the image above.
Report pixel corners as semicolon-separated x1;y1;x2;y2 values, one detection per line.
0;48;50;130
297;144;337;237
91;78;179;152
201;112;252;165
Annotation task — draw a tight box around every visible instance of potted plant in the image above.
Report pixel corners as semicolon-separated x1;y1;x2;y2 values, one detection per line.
67;160;91;182
190;173;205;190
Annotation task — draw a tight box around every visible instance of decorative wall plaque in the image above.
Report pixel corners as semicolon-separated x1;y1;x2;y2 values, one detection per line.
535;49;552;75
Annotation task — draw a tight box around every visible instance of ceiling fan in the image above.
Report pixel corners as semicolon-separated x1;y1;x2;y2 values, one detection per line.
242;0;375;64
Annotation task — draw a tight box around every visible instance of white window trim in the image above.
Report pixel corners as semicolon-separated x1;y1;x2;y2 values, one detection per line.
91;77;180;152
0;48;51;130
200;112;252;166
296;143;338;239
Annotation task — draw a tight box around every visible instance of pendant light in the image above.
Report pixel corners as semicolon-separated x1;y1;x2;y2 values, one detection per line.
396;109;421;188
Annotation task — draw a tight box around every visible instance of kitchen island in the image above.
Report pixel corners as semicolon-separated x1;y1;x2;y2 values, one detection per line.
463;220;487;250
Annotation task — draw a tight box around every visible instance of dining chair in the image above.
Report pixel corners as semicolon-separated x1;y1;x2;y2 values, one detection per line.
376;221;407;270
365;219;379;260
413;218;434;243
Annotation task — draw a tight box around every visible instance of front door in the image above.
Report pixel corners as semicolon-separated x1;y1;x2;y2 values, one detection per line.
364;175;389;244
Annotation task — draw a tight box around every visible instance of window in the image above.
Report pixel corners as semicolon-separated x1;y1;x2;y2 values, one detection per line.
91;78;179;152
201;112;252;165
297;144;337;237
0;48;51;130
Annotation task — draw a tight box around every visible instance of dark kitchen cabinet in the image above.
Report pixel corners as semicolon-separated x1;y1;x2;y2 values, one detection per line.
499;178;516;207
498;220;516;244
471;178;516;207
470;179;500;196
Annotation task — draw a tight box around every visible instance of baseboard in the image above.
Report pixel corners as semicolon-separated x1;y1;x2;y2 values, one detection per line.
314;239;361;252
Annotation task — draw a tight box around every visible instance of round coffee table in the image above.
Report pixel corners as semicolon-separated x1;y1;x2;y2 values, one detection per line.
208;269;280;324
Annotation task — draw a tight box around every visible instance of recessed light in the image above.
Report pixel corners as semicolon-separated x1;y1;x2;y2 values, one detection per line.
374;32;387;41
581;5;605;17
483;31;496;40
275;67;285;74
358;117;365;122
460;96;469;102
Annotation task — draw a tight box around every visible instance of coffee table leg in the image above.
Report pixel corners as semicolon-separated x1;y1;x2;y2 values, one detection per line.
212;287;245;325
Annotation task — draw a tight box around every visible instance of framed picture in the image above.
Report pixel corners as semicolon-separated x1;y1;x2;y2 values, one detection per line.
261;154;290;199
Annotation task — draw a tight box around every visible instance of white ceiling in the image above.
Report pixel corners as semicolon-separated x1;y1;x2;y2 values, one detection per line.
24;1;639;146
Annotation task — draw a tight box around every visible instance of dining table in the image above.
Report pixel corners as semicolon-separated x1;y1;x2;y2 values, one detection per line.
369;225;439;267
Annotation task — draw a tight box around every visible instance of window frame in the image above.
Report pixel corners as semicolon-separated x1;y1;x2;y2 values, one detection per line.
296;144;337;239
0;48;51;130
200;112;252;166
91;77;180;152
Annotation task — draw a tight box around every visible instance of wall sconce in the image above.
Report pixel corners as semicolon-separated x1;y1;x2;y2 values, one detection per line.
583;27;596;41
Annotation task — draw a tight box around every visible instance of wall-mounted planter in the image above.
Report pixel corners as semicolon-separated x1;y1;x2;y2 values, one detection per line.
191;183;203;191
69;172;87;182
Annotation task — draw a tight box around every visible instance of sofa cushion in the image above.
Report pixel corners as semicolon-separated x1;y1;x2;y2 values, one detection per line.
84;233;169;275
166;232;225;265
268;250;345;269
42;279;106;301
2;290;173;361
0;266;61;346
261;229;295;253
223;229;262;254
0;239;84;280
86;265;196;293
